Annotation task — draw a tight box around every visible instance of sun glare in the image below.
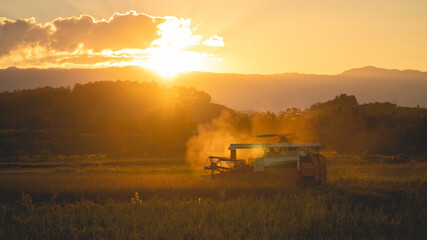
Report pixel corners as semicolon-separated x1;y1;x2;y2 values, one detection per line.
133;48;210;77
137;17;214;78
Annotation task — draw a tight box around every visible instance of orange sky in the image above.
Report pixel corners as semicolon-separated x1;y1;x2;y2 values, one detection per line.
1;0;426;75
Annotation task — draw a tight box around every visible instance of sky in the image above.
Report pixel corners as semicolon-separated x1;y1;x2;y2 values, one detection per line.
1;0;426;75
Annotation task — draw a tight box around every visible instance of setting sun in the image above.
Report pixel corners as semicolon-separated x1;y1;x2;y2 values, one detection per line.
135;49;211;77
89;14;222;77
109;15;223;77
137;16;218;77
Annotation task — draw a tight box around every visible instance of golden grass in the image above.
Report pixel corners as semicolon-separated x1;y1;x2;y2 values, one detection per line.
0;153;426;239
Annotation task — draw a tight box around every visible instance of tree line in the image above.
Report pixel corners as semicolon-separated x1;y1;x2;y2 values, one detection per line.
0;81;426;161
244;94;427;156
0;81;226;159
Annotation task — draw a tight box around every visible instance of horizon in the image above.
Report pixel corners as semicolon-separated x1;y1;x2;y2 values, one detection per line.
1;64;427;112
2;65;427;76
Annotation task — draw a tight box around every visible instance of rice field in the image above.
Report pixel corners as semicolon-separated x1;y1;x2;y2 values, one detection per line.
1;154;426;239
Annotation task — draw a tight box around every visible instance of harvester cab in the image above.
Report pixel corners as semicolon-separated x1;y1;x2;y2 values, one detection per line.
203;134;327;184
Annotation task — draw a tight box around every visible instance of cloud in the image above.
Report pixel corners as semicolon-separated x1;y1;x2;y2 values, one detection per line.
152;17;202;50
0;17;52;56
0;11;163;56
203;35;225;47
50;11;163;52
0;11;224;72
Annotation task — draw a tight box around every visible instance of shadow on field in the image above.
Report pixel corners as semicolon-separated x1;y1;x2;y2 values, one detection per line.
0;163;66;169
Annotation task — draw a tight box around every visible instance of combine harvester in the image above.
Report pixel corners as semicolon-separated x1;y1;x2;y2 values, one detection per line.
203;134;327;184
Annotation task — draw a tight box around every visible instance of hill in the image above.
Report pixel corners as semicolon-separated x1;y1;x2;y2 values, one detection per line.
0;66;427;111
174;67;427;111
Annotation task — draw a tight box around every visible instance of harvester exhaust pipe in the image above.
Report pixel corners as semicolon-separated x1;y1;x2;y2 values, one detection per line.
230;149;236;160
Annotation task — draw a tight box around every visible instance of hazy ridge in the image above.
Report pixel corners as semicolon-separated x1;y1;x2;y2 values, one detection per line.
1;66;426;111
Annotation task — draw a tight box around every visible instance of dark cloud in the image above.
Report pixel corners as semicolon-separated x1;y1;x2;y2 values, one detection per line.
0;17;51;56
0;11;165;57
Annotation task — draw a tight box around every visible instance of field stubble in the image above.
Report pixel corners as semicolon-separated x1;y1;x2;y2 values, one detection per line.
0;154;426;239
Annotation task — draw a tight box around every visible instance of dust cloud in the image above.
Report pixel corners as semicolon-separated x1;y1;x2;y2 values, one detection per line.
185;111;259;169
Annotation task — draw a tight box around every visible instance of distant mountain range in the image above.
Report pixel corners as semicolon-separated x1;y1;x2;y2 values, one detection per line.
1;66;426;111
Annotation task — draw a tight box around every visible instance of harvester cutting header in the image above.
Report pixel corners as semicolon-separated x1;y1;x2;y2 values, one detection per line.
203;134;327;184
